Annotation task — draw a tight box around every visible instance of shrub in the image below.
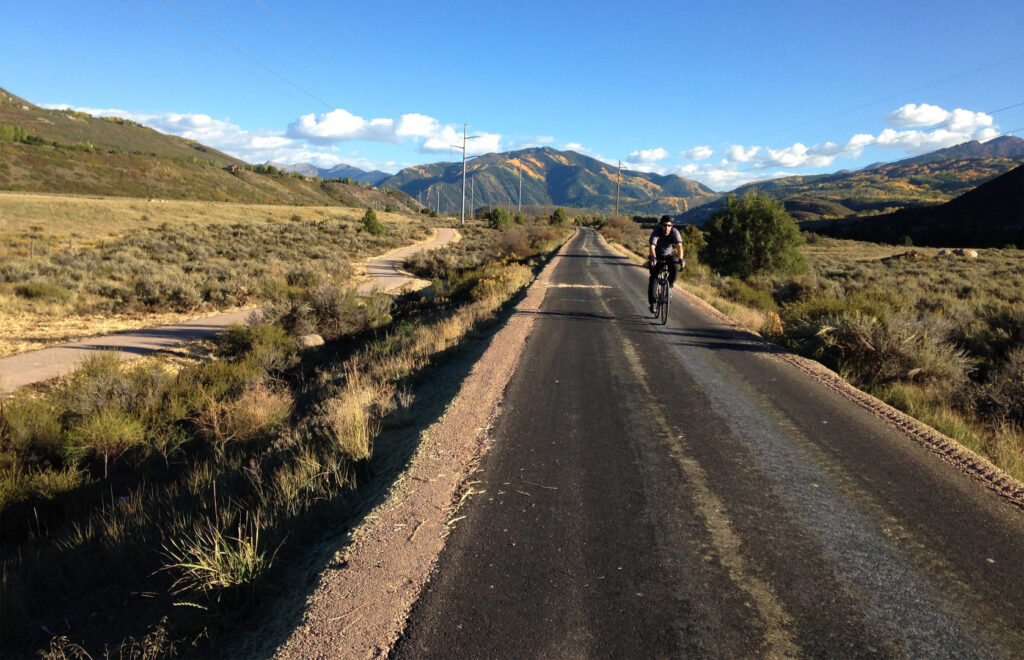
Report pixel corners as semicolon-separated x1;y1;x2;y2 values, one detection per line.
67;409;146;478
487;207;511;229
220;324;299;375
781;299;971;387
362;208;386;235
497;227;533;258
721;279;778;313
14;281;72;302
549;208;567;225
703;192;806;277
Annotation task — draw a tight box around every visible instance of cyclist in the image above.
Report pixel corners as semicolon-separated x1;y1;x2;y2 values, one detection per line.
648;215;684;313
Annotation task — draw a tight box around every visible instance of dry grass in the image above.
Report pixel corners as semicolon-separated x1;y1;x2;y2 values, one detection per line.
0;191;414;240
0;192;430;355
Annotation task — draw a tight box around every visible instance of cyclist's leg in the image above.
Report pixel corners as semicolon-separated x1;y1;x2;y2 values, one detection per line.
648;262;662;306
667;260;679;289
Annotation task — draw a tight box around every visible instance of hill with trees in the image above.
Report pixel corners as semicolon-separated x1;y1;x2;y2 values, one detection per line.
379;147;719;216
0;88;418;211
804;163;1024;247
678;136;1024;224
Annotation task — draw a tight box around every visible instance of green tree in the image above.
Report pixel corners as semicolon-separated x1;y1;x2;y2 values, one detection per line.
514;212;526;225
487;207;511;229
362;207;386;235
549;207;567;225
702;192;805;277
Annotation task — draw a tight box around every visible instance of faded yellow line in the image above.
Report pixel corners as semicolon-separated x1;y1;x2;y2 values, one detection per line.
587;251;800;658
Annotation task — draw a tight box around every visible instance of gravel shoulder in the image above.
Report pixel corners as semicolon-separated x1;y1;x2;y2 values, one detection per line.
266;233;575;660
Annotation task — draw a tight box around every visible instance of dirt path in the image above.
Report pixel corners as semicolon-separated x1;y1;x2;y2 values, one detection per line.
0;227;459;394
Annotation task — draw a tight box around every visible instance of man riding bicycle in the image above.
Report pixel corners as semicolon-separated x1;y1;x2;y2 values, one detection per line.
648;215;684;314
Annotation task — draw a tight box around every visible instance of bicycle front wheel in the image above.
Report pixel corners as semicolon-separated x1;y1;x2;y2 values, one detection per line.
660;283;669;324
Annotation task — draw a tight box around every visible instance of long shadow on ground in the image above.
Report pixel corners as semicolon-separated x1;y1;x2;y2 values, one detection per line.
205;281;538;659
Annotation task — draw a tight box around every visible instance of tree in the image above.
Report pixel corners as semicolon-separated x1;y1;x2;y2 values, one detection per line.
549;207;567;225
514;212;526;225
487;207;511;229
362;207;386;235
702;192;805;277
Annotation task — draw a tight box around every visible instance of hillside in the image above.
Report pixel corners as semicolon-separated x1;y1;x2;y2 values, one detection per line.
804;163;1024;247
380;147;718;216
678;136;1024;225
0;88;419;211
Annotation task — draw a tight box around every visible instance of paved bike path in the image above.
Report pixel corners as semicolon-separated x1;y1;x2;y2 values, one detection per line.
0;227;458;393
391;229;1024;658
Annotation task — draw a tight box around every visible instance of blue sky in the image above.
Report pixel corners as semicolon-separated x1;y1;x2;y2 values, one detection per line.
3;0;1022;191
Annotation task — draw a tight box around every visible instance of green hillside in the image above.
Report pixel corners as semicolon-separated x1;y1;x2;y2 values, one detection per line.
381;147;717;216
0;88;419;211
805;163;1024;247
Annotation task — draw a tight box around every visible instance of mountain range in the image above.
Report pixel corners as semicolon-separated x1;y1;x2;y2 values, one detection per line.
271;161;390;185
676;135;1024;224
378;147;718;216
2;85;1022;228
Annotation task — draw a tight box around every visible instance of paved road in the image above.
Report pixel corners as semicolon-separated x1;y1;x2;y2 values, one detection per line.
392;229;1024;659
0;227;459;393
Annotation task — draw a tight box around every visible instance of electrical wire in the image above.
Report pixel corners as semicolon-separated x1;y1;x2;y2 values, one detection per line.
160;0;334;110
120;0;312;110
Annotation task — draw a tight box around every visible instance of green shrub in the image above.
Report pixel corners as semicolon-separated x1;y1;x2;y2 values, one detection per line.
220;324;299;375
703;192;806;277
14;281;72;302
67;409;146;478
487;207;511;229
722;279;778;313
362;207;386;235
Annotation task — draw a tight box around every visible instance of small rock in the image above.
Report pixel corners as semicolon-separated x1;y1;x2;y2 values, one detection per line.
297;333;324;348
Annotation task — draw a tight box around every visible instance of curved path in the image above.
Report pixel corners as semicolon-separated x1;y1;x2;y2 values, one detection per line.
0;227;459;394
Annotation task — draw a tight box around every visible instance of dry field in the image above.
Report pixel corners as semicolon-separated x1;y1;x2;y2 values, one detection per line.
0;192;430;356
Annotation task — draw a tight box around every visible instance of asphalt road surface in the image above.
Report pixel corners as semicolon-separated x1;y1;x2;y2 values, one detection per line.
392;229;1024;659
0;227;458;393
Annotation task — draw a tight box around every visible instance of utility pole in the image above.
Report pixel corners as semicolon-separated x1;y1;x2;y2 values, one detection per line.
471;176;475;220
518;164;522;215
451;124;479;226
615;160;622;217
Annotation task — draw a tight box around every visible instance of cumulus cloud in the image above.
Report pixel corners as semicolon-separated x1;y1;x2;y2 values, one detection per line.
563;142;590;153
725;145;760;162
627;147;669;163
886;103;993;134
886;103;950;127
680;145;713;161
286;109;502;155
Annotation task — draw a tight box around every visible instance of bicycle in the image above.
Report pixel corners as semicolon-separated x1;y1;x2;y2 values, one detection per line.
651;257;684;325
653;267;670;324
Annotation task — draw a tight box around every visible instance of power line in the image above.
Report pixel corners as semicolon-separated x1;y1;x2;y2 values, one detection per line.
250;0;393;110
753;52;1024;143
160;0;334;110
120;0;312;109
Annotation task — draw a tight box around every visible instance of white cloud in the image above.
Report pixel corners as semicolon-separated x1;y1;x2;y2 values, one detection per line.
886;103;993;135
563;142;590;153
886;103;950;127
627;147;669;163
535;135;555;144
287;109;397;144
680;145;713;161
725;144;760;162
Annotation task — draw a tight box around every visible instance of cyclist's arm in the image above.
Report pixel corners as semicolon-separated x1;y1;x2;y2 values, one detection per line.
676;242;684;262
